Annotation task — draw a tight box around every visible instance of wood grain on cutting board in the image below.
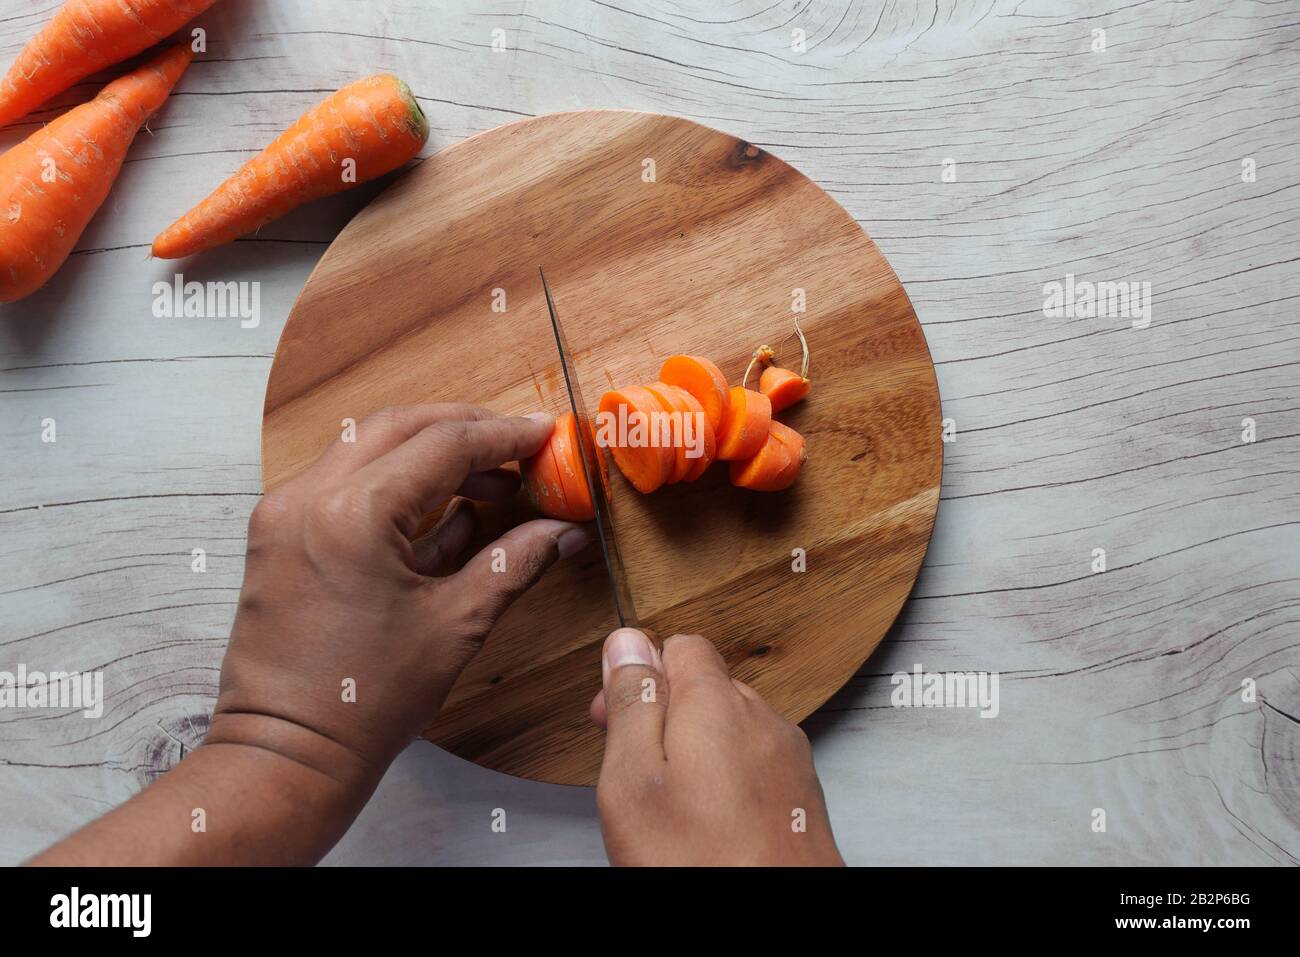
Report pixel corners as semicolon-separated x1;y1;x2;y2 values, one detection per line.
261;110;942;785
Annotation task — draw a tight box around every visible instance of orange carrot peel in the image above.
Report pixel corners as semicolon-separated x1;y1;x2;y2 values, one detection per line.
0;44;193;303
522;412;609;522
152;74;429;259
757;319;812;412
730;421;806;492
716;385;772;461
0;1;217;129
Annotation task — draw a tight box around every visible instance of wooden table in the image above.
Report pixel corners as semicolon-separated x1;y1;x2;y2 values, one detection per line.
1;0;1296;866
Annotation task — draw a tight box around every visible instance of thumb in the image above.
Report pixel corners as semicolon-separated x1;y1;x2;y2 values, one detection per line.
444;518;588;631
599;628;668;771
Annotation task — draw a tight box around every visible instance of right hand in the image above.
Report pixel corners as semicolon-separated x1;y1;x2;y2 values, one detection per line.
590;629;844;866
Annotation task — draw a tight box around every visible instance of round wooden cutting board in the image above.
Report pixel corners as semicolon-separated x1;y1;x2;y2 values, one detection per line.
262;110;942;786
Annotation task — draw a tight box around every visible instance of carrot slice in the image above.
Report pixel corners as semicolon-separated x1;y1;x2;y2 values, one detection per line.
550;411;595;511
597;386;674;494
644;382;692;483
522;424;572;519
765;421;807;489
522;412;612;521
729;421;806;491
664;385;717;481
716;386;772;461
659;355;730;432
760;366;812;413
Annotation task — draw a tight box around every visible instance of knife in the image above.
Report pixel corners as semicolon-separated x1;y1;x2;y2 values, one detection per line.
539;267;638;628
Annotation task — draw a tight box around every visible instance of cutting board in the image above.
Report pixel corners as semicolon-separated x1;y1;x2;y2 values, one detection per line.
262;110;942;786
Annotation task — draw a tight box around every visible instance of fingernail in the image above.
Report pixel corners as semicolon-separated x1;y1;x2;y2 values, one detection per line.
525;411;554;425
605;628;653;673
556;525;589;558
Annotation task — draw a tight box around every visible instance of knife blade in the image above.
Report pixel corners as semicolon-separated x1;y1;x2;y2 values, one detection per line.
539;266;638;628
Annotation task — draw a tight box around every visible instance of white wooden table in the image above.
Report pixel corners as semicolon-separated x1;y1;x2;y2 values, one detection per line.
1;0;1296;866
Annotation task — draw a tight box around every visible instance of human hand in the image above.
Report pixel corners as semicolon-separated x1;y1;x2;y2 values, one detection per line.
211;404;589;787
591;628;843;866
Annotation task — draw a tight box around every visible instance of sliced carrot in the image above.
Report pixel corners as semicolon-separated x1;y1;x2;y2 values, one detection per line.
659;354;730;432
752;318;812;412
152;74;428;259
522;424;571;520
760;366;812;413
521;411;609;522
581;414;613;505
765;421;807;489
0;1;218;129
643;383;692;483
729;421;806;492
716;385;771;461
597;386;674;494
665;384;717;481
550;411;593;508
0;44;193;303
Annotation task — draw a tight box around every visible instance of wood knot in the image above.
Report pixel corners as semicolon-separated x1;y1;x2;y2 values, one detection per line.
138;713;210;787
730;141;764;168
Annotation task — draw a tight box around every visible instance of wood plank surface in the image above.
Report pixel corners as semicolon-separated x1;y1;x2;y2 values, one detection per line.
0;0;1296;864
262;109;942;784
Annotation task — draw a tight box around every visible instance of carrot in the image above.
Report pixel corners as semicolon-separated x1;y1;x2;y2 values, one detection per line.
152;74;429;259
756;319;812;412
0;43;193;303
523;435;570;519
521;412;608;522
760;366;811;412
716;385;771;461
730;421;806;492
597;386;674;494
669;385;717;481
659;354;730;432
643;383;692;483
0;1;216;129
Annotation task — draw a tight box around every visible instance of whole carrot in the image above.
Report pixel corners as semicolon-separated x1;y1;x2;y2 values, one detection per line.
0;1;215;129
0;44;193;304
152;75;429;259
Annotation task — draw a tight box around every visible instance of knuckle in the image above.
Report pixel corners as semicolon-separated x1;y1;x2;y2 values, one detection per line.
363;404;405;432
307;484;384;531
248;491;295;541
785;721;812;753
429;419;471;449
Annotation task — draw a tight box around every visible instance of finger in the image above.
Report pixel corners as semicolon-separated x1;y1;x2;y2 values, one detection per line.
731;678;764;702
442;518;588;628
308;404;501;482
599;628;668;768
411;497;475;576
358;413;555;537
660;633;733;693
589;688;607;729
457;467;521;502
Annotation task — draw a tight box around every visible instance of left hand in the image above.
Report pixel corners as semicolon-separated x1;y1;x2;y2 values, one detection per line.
210;404;589;783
